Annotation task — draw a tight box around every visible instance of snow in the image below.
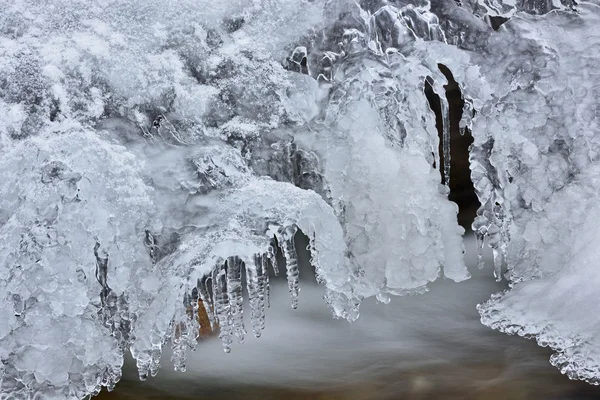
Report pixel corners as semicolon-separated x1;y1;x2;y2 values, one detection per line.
1;0;600;397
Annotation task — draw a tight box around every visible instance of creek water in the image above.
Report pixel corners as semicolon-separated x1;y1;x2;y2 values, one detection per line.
98;236;600;400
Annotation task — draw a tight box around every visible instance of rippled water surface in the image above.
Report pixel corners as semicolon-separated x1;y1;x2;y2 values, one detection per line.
98;238;600;400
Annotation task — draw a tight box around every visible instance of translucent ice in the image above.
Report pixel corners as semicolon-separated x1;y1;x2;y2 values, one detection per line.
471;5;600;384
2;0;600;397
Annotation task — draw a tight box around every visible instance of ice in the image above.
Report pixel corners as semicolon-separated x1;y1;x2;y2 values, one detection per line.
197;277;217;331
464;1;600;386
212;262;232;353
2;0;600;397
244;257;261;337
278;226;301;310
226;256;247;343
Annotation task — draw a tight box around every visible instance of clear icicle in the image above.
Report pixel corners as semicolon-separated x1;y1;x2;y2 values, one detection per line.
226;256;246;343
186;290;200;347
211;260;232;353
475;230;486;270
197;276;216;331
492;249;503;282
440;92;451;187
149;346;162;378
492;199;509;282
171;335;186;372
425;77;441;175
472;212;488;270
279;226;300;309
261;253;271;309
246;256;264;338
190;287;204;341
171;299;188;372
254;254;268;330
307;234;325;285
190;287;199;314
267;238;280;276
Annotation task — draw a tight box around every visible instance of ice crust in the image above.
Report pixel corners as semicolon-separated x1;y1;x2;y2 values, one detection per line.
1;0;600;397
473;4;600;383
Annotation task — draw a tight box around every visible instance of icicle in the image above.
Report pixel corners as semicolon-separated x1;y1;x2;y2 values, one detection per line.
246;256;263;338
254;254;268;331
279;226;300;309
491;198;508;282
459;98;474;136
197;277;217;331
187;290;201;346
190;287;199;313
475;229;486;270
149;343;162;378
190;287;206;339
226;256;246;343
440;92;451;187
171;297;189;372
474;196;508;281
492;249;503;282
211;259;232;353
307;233;325;285
261;253;271;309
425;76;442;174
267;238;279;276
131;347;149;380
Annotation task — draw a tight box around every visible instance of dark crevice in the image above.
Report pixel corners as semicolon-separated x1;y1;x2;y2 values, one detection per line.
424;65;479;230
487;15;510;31
223;17;245;33
294;229;315;280
284;47;310;75
49;98;60;122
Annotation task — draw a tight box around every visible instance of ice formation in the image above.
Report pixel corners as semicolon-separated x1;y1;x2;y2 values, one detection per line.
1;0;599;397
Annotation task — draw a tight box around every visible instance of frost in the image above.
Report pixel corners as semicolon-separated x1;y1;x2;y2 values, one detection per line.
1;0;600;397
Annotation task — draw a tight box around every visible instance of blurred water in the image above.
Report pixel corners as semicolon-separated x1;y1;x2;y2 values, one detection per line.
99;237;600;400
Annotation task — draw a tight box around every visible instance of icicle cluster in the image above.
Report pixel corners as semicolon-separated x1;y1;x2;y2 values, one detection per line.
182;230;293;354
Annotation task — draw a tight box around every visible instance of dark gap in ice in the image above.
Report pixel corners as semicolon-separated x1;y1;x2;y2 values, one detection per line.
439;64;479;229
487;15;510;31
294;229;315;281
425;65;479;230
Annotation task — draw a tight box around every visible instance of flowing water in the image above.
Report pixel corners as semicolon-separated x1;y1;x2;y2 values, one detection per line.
97;237;600;400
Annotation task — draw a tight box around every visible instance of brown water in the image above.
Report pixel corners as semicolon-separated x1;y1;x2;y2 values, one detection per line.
97;238;600;400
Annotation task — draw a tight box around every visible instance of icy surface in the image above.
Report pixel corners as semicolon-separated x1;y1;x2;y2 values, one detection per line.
1;0;600;397
473;4;600;384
